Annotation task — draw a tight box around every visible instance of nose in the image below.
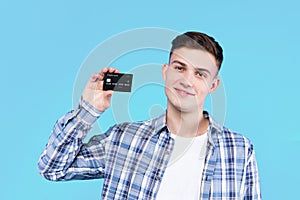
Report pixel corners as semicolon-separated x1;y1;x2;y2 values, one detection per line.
180;71;195;88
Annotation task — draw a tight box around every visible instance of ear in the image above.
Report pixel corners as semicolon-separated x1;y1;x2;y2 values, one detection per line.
162;63;168;81
209;77;220;93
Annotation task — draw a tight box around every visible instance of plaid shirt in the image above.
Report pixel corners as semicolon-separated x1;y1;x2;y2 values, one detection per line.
38;100;261;200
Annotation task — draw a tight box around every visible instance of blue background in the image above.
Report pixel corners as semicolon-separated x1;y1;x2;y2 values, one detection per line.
1;0;299;199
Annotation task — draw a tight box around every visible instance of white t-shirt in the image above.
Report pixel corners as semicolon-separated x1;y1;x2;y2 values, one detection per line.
156;132;208;200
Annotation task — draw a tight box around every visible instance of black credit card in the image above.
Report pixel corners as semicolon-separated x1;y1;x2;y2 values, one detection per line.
103;73;133;92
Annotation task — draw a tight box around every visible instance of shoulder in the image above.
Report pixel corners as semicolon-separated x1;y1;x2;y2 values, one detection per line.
207;114;254;156
110;114;165;138
207;122;255;164
220;126;253;150
114;118;154;130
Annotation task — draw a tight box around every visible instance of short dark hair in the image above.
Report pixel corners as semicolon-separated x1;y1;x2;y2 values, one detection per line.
170;31;223;70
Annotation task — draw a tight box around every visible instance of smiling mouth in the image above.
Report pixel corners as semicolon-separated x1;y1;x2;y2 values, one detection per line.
174;88;195;96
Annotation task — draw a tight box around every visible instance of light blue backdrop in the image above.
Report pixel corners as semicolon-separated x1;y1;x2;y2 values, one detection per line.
1;0;299;199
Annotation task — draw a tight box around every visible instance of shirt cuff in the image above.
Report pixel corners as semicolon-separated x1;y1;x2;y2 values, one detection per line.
76;98;103;125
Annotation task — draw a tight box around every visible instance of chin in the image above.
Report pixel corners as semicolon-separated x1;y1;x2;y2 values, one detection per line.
165;89;201;113
168;101;197;113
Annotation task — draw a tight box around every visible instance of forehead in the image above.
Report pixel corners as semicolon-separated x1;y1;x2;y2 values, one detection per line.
170;47;218;73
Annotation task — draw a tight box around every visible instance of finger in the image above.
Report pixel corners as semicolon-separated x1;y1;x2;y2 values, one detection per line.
99;67;109;80
108;67;115;73
105;91;114;102
112;68;120;73
99;67;120;80
109;67;121;73
97;80;114;94
99;67;109;75
97;80;104;90
105;90;114;96
90;73;101;82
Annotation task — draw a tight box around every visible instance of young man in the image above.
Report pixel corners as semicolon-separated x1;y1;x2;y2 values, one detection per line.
38;32;261;199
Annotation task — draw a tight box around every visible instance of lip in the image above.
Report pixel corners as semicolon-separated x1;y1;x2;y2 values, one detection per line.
174;88;195;96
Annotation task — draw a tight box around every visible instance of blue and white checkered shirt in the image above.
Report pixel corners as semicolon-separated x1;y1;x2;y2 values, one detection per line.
38;100;261;199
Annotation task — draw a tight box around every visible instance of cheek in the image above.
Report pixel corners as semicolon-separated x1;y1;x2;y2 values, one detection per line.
165;70;181;84
194;80;211;93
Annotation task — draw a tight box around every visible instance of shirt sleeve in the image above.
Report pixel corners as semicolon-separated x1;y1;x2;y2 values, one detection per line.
37;99;112;181
241;145;262;200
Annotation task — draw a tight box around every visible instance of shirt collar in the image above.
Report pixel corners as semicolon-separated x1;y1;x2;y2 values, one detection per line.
153;110;169;134
151;110;223;146
203;111;223;147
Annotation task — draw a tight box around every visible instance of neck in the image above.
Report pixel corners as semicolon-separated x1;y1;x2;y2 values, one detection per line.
166;106;209;138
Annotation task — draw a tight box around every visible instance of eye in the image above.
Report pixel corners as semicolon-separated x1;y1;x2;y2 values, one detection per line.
175;65;184;72
196;71;206;78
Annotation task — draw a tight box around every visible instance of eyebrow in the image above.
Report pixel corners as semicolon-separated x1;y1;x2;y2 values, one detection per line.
171;60;212;75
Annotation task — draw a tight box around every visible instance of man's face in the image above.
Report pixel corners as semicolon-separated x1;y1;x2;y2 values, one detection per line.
162;47;220;113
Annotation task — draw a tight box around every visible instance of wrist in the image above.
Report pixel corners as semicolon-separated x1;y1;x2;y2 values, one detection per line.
76;98;103;125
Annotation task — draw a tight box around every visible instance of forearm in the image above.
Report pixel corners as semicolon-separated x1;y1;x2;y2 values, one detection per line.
37;99;101;181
